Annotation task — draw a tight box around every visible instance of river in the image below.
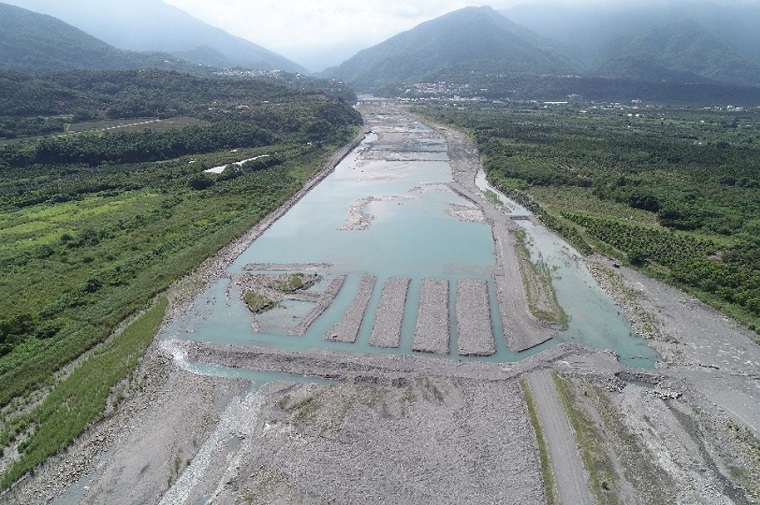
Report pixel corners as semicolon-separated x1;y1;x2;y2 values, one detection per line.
160;108;658;369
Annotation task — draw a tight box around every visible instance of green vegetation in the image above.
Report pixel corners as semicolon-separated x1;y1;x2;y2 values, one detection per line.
0;297;167;489
422;104;760;332
244;291;277;314
241;273;318;314
279;394;319;423
598;19;760;87
326;6;571;90
273;273;316;293
514;230;567;328
0;69;357;141
0;69;361;489
483;189;502;207
279;274;305;293
727;421;760;501
552;373;619;504
520;379;559;505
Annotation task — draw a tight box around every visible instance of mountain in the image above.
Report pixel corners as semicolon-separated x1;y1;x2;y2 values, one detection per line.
2;0;306;73
598;20;760;87
322;6;574;90
501;3;661;71
0;2;177;73
501;1;760;76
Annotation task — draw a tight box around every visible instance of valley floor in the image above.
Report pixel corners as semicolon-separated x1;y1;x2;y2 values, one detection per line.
5;106;760;505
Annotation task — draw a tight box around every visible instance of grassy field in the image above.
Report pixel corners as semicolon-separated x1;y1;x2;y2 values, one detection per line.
552;373;619;505
0;117;209;147
520;379;559;505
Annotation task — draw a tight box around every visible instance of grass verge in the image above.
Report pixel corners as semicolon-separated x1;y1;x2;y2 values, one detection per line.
552;372;619;505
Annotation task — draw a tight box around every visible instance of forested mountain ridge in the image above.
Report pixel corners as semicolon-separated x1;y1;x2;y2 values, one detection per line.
598;20;760;87
322;6;573;90
2;0;306;73
0;2;170;73
0;68;357;140
0;69;299;119
502;0;760;81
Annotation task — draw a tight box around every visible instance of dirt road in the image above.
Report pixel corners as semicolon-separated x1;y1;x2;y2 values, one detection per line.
527;370;594;505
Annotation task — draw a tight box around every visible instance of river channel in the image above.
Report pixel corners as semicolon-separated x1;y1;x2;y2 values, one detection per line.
161;109;659;369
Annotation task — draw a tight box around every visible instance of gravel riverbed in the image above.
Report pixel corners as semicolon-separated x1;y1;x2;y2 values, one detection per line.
326;275;377;343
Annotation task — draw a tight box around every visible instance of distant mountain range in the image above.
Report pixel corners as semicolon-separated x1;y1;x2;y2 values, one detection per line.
323;2;760;96
322;6;575;90
502;1;760;87
503;1;760;70
1;0;305;73
597;19;760;87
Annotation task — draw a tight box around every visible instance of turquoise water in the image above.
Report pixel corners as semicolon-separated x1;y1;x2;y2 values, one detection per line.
161;120;658;368
517;222;659;368
475;169;659;367
184;361;338;385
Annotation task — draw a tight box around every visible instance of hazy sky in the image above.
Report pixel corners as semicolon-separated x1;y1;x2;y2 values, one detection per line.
9;0;757;70
160;0;540;67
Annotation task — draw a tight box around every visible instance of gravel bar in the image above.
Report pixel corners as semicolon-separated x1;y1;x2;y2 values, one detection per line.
413;279;450;354
290;275;346;336
456;279;497;356
243;262;331;272
369;277;410;348
326;275;377;343
492;224;553;352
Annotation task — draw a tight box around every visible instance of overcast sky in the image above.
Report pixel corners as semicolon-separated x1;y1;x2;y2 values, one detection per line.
160;0;544;67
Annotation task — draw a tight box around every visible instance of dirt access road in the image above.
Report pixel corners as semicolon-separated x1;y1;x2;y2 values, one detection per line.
5;105;760;505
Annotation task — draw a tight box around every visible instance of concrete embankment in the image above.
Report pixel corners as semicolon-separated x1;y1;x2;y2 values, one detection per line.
326;275;377;343
413;279;450;355
456;280;496;356
369;277;410;349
